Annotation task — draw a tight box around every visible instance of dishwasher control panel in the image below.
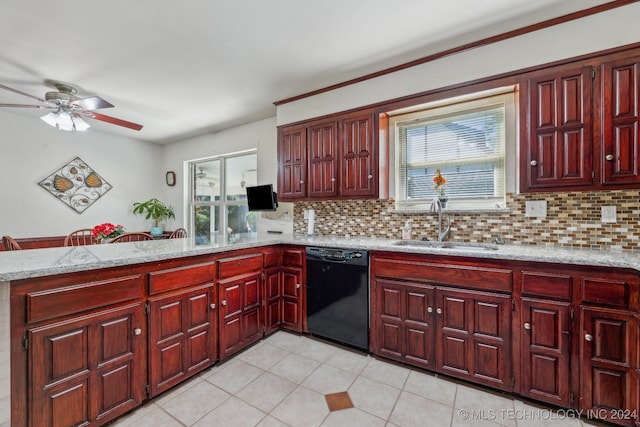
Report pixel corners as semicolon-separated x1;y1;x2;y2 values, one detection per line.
306;247;368;264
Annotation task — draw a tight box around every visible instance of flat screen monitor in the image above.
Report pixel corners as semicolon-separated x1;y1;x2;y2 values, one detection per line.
246;184;278;211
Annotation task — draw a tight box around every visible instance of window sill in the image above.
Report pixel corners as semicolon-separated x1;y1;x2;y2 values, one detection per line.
392;207;511;214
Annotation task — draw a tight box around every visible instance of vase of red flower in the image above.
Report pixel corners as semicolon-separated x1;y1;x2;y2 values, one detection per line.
92;223;125;243
433;169;447;208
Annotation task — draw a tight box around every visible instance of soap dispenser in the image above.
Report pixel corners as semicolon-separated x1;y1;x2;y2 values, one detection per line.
401;220;412;240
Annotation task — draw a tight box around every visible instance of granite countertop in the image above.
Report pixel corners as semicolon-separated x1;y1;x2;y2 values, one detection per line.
1;233;639;281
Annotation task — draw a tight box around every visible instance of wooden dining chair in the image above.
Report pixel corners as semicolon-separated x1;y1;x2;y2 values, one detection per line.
110;232;154;243
2;235;22;251
169;228;188;238
64;229;98;246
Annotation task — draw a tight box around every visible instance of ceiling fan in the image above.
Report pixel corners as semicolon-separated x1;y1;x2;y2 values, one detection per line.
0;82;143;132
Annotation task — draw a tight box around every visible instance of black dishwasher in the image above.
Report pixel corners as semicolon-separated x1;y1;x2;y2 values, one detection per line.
306;247;369;352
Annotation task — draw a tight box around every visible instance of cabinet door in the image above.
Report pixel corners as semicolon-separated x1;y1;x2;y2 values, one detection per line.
523;66;593;190
372;278;435;370
602;57;640;185
340;112;376;197
278;126;307;200
521;298;571;406
436;287;511;390
580;307;637;423
281;267;303;332
29;303;145;427
219;272;263;359
148;285;216;397
308;121;338;198
264;268;281;335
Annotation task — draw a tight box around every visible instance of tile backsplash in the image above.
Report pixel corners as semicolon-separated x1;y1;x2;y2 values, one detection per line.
293;190;640;250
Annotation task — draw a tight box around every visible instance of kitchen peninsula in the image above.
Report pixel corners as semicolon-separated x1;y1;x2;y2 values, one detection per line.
1;235;639;426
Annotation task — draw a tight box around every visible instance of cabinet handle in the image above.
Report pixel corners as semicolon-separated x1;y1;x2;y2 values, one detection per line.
427;307;433;313
436;308;442;315
210;303;216;309
530;160;538;166
134;328;142;336
585;333;593;342
523;322;531;330
368;174;373;179
605;154;614;161
221;300;227;306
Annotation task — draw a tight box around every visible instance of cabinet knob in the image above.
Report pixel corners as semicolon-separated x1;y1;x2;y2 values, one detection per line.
368;174;373;179
331;178;336;182
436;308;442;315
300;180;304;184
605;154;614;161
427;307;433;313
221;300;227;306
585;333;593;342
530;160;538;166
523;322;531;330
296;283;301;289
134;328;142;336
210;303;216;309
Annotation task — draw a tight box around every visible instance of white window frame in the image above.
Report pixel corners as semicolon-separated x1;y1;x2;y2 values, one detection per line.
187;149;257;243
389;87;517;211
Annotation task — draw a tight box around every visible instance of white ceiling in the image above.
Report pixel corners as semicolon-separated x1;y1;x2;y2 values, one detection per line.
0;0;611;144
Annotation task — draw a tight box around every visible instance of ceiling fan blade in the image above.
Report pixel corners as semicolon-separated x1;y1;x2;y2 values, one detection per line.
0;103;52;109
0;83;48;103
71;96;114;111
82;111;143;131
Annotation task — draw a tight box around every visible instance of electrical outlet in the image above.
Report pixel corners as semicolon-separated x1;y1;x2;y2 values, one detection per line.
303;209;309;220
525;200;547;218
601;205;617;223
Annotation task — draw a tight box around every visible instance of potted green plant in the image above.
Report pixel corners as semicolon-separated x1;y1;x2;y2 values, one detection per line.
132;198;176;236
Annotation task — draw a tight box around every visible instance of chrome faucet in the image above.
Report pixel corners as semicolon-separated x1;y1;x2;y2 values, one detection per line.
430;198;451;242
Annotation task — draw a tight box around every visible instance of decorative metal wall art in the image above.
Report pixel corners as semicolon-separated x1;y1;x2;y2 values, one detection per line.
38;156;112;213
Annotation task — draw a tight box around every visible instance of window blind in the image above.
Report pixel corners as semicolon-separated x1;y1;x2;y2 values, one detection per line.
397;103;505;202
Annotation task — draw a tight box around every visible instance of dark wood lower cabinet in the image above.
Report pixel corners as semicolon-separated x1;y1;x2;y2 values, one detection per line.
264;267;282;334
373;278;434;369
436;287;511;390
580;306;638;425
372;278;511;390
520;298;571;406
28;302;145;427
148;284;217;397
281;266;303;332
218;272;263;359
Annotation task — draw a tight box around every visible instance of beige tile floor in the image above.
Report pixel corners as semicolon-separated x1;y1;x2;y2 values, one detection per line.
111;331;609;427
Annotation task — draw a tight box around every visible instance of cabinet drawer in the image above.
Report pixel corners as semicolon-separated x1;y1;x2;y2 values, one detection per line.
373;257;512;292
282;248;304;267
263;249;280;268
27;275;143;323
521;271;572;300
148;262;216;295
581;277;628;308
218;253;263;279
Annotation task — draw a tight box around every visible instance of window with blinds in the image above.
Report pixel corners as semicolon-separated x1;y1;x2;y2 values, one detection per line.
394;92;509;209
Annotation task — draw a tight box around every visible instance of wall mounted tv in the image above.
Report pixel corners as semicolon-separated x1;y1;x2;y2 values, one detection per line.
246;184;278;211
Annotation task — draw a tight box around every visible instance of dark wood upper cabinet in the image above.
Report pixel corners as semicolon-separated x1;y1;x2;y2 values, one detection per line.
340;112;377;198
278;126;307;200
601;56;640;185
277;110;378;201
522;65;593;191
308;121;338;198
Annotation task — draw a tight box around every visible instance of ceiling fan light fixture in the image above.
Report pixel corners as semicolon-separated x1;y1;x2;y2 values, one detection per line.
40;110;90;131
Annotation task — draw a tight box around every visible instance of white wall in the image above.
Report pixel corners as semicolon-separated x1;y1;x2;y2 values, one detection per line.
0;111;163;238
161;116;293;234
277;3;640;125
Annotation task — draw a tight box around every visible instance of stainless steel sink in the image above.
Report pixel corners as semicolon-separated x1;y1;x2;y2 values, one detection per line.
393;240;499;251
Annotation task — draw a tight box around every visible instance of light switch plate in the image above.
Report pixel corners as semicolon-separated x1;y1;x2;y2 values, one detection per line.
601;205;617;223
525;200;547;218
